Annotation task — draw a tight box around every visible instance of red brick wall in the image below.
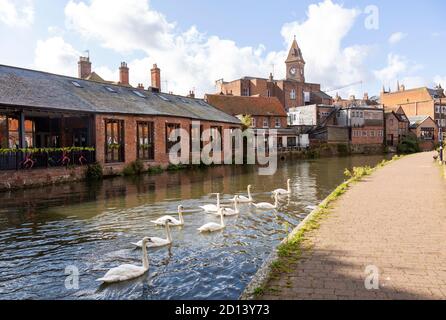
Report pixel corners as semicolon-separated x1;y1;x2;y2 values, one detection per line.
95;114;240;168
351;126;384;145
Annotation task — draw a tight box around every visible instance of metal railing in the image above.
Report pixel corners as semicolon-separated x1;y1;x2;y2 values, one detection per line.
0;148;95;171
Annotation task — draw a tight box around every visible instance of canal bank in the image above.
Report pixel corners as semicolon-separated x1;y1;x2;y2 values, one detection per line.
248;152;446;300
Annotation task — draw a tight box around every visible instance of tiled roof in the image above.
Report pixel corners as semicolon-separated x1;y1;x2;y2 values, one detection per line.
205;94;287;117
408;115;433;129
0;65;240;124
311;91;332;100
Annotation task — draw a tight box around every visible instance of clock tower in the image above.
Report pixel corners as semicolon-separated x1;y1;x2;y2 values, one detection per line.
285;36;305;82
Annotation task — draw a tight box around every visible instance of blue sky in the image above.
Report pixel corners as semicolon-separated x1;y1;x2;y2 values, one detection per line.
1;0;445;98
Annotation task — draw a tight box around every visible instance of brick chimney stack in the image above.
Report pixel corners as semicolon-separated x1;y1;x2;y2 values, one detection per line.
119;62;129;85
363;92;369;101
78;56;91;79
137;83;145;90
151;64;161;91
187;90;195;99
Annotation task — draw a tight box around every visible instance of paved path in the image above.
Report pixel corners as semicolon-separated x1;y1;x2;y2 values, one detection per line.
262;152;446;300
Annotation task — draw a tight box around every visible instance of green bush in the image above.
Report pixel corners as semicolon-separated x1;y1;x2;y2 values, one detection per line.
147;165;163;175
397;134;421;154
123;159;145;176
85;162;103;180
166;164;187;171
337;144;350;156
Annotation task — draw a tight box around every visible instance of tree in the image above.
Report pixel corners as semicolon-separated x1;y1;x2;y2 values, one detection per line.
240;114;253;131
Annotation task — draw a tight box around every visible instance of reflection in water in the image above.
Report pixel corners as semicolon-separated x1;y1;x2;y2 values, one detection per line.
0;155;387;300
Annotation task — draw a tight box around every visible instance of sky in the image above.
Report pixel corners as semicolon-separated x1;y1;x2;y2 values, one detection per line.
0;0;445;98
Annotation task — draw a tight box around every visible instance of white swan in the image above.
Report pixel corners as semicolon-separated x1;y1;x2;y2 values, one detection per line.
252;192;280;210
231;185;253;203
273;179;292;195
200;193;221;213
151;205;184;226
97;237;150;283
132;220;172;248
198;209;226;233
215;196;239;216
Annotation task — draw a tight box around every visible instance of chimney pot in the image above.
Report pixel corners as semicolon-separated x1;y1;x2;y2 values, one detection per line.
78;56;92;79
151;64;161;91
119;61;129;86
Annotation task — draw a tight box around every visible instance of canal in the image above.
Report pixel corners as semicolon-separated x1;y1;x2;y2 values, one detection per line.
0;155;387;300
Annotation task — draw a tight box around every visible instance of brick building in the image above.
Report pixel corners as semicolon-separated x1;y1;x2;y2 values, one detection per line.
385;107;410;148
408;115;438;151
216;37;332;111
205;94;303;148
0;63;241;174
381;84;446;140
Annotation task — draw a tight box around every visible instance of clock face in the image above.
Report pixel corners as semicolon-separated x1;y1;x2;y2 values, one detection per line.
289;67;297;76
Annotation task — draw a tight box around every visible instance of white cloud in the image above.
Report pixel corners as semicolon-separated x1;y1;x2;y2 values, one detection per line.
34;37;81;76
374;53;425;89
64;0;175;53
60;0;372;98
388;32;407;45
434;76;446;88
280;0;371;96
0;0;34;27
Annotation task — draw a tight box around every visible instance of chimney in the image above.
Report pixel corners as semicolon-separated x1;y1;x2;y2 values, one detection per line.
187;90;195;99
151;64;161;91
119;62;129;86
363;92;369;101
269;73;274;82
349;95;356;101
78;56;91;79
137;83;145;90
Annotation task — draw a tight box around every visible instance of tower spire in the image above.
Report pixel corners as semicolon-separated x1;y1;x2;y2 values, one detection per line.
285;36;305;82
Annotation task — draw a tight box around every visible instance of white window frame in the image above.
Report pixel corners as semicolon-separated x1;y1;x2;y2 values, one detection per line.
263;118;269;128
275;118;281;128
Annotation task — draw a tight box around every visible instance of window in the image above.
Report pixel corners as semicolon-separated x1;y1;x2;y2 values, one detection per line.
242;88;250;96
5;117;35;148
166;123;181;153
105;119;124;163
105;86;117;93
133;90;146;98
290;89;296;100
275;118;282;128
435;105;440;113
158;95;170;102
362;131;368;137
370;130;376;137
378;130;384;137
267;90;271;97
420;127;434;140
137;122;154;160
71;81;82;88
263;118;269;128
252;118;257;128
304;91;310;103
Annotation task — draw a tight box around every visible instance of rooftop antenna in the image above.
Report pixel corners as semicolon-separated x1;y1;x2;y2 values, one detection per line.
84;50;90;58
271;63;275;78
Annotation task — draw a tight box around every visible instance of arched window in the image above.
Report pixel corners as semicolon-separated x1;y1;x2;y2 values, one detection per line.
290;89;296;100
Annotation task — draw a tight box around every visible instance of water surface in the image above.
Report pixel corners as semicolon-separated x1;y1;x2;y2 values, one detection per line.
0;156;387;300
